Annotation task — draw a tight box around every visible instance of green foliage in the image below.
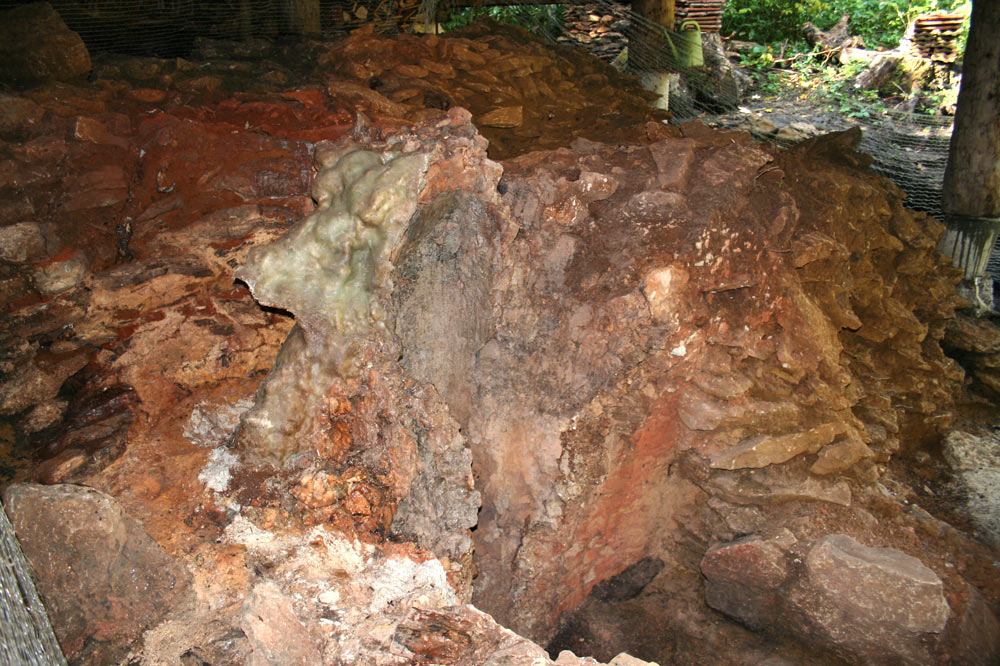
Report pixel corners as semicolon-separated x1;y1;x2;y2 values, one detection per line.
728;0;970;119
722;0;831;44
796;56;889;118
441;4;564;32
723;0;970;48
812;0;970;48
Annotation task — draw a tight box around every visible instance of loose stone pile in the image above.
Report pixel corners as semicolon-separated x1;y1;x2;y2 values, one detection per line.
321;20;669;159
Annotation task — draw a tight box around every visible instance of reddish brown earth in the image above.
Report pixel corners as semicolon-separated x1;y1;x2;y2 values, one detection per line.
0;10;998;666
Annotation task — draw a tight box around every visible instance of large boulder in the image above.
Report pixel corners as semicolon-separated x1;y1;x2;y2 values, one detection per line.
2;483;192;664
0;2;91;87
702;532;999;666
786;534;950;665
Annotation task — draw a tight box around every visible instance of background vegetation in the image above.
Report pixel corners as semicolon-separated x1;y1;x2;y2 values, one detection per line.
723;0;970;117
722;0;971;48
440;4;564;32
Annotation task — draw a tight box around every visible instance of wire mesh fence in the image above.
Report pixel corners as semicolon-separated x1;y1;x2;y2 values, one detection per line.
0;504;68;666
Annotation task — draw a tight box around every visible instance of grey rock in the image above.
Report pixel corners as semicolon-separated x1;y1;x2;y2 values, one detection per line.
803;534;949;633
787;533;950;665
0;221;46;263
242;581;321;666
392;605;555;666
701;464;853;507
0;352;86;415
943;583;1000;666
942;429;1000;547
701;534;791;631
392;190;497;427
20;399;68;433
702;531;960;665
32;253;88;295
2;483;191;663
775;122;820;145
746;114;779;136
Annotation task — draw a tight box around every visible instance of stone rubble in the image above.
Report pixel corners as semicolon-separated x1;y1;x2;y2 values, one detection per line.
320;19;669;159
0;8;997;666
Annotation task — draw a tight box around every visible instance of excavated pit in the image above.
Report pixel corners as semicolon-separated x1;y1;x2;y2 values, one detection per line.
1;11;999;666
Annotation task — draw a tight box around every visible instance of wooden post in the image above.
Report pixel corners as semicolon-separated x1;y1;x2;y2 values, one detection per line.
939;0;1000;307
629;0;677;72
286;0;321;36
237;0;252;40
633;0;675;29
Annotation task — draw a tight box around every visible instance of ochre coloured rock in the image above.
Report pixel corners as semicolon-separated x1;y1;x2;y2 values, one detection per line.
478;105;524;128
701;534;792;630
0;221;46;263
709;421;846;470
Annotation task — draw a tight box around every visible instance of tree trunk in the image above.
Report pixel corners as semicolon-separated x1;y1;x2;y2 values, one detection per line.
633;0;675;29
286;0;321;36
939;0;1000;290
236;0;252;40
628;0;676;69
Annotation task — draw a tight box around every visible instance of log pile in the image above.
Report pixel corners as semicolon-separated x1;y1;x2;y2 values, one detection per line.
909;13;965;63
556;2;630;63
674;0;724;32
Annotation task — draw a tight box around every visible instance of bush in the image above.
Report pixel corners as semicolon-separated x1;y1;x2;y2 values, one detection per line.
812;0;970;48
723;0;970;49
722;0;831;44
441;4;564;32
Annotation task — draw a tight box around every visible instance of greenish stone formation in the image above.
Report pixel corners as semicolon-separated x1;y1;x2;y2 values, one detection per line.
232;137;430;465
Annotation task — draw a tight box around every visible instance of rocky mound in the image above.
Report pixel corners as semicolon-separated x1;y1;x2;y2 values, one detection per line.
0;10;998;666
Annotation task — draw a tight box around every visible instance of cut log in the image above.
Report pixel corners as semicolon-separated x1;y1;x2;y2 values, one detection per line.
802;13;865;53
853;54;933;96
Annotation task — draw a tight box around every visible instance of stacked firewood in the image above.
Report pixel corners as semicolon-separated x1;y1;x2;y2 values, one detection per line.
909;13;965;63
556;2;631;63
674;0;724;32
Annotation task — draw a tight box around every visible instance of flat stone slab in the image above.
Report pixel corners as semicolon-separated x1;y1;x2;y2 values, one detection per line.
3;483;191;663
804;533;949;634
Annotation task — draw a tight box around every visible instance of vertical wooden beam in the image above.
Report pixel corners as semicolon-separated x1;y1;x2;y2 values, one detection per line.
942;0;1000;219
286;0;321;36
630;0;677;71
939;0;1000;303
663;0;675;31
237;0;252;40
633;0;676;29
